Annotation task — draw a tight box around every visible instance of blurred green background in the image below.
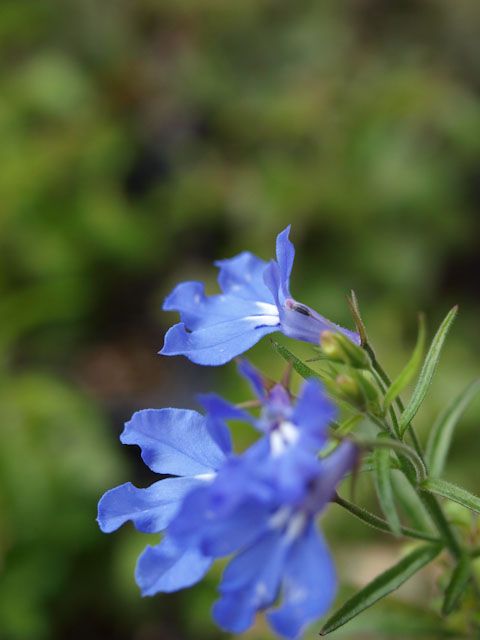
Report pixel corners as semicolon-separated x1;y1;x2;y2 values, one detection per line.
1;1;480;638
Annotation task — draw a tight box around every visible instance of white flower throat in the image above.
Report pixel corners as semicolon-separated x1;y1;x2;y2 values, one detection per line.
270;420;300;457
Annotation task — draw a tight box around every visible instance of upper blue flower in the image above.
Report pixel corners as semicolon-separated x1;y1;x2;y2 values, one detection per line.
160;226;359;365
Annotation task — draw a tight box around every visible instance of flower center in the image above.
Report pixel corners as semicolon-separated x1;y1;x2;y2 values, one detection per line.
270;420;299;457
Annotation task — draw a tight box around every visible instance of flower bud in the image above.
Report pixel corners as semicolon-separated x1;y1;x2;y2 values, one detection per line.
320;331;370;369
335;374;365;408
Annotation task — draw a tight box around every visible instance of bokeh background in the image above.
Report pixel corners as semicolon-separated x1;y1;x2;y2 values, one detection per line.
1;1;480;638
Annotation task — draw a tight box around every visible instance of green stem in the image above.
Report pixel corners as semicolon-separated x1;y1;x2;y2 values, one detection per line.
334;494;441;543
352;436;427;483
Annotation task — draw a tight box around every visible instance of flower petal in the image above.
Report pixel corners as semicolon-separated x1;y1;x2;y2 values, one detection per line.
215;251;274;302
136;537;213;595
160;319;279;366
121;408;226;476
97;477;200;533
237;358;267;399
197;392;257;453
292;379;336;445
275;226;294;301
311;441;359;510
163;281;277;330
169;483;271;558
268;524;336;639
213;530;287;634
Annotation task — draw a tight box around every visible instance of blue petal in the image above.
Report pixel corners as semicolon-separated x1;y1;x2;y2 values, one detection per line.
311;441;359;510
237;358;267;399
275;226;294;301
263;260;282;308
292;379;336;445
163;281;277;330
160;319;279;366
162;281;210;330
121;408;226;476
213;530;287;634
264;450;321;503
135;537;213;595
268;523;336;639
169;483;271;558
215;251;274;303
97;477;199;533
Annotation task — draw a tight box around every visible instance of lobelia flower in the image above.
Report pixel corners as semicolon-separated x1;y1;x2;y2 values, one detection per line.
215;442;358;639
97;362;356;638
168;441;358;639
160;226;359;365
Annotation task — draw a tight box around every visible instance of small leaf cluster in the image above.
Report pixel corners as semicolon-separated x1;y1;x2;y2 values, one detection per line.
274;295;480;636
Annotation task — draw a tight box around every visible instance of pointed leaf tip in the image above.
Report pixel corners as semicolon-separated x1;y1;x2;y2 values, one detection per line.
399;306;458;436
384;313;426;411
426;378;480;478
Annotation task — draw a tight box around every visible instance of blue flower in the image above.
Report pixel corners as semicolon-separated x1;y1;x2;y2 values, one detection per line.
97;365;356;638
211;442;358;639
160;226;359;365
97;406;232;593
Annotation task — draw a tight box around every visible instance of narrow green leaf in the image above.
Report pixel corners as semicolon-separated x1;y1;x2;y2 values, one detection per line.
399;306;458;436
270;339;320;380
384;315;426;410
391;472;435;535
422;478;480;515
426;379;480;478
335;414;364;436
442;554;471;615
374;441;402;536
334;494;440;543
320;544;442;635
270;339;355;412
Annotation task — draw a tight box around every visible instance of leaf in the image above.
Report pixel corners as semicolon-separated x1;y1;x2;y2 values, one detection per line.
391;472;435;535
442;554;471;615
334;494;440;543
384;314;426;411
426;379;480;478
335;414;364;436
422;478;480;515
270;339;354;411
399;307;458;436
374;439;402;536
270;339;320;380
320;544;442;635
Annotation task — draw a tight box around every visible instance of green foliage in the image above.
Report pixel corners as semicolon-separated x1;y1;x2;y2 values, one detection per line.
399;307;458;436
442;555;471;616
384;314;426;411
320;544;442;635
426;379;480;478
422;478;480;516
0;374;123;639
373;437;402;537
